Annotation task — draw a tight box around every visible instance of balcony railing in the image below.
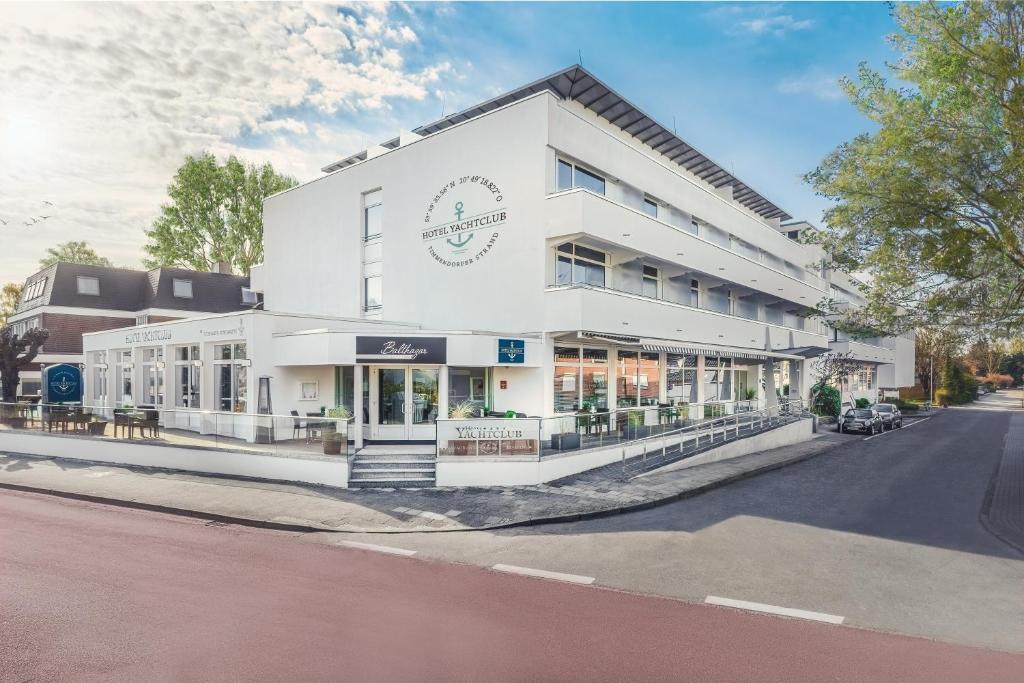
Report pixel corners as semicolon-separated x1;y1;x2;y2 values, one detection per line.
547;281;826;335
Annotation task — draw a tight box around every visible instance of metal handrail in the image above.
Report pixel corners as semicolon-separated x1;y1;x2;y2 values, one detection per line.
621;399;806;476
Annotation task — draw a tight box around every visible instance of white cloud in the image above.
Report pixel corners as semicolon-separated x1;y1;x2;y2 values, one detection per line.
0;2;453;280
740;15;814;36
777;74;844;101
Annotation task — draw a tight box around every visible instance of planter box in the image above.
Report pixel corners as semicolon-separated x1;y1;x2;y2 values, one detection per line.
87;420;108;436
550;432;580;450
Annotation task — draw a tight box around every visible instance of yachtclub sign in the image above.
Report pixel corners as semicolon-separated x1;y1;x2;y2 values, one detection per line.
355;336;447;364
421;175;507;268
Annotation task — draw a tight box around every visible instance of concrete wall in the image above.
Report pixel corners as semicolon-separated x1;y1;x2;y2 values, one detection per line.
0;430;348;488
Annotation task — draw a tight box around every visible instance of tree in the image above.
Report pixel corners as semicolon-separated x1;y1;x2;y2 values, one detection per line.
144;153;298;276
0;283;23;326
39;241;113;269
938;357;978;405
999;351;1024;385
810;351;864;414
914;328;963;395
0;326;48;403
806;2;1024;336
966;338;1007;377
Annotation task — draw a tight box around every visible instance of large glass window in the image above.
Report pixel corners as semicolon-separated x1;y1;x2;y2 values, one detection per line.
214;343;247;412
448;367;488;411
364;275;382;310
91;351;108;405
174;344;200;408
666;354;697;405
411;369;439;424
642;265;659;298
616;351;638;407
378;368;405;425
115;350;133;405
364;190;383;239
556;243;606;287
704;356;721;401
642;197;658;218
638;352;660;406
556;159;605;195
141;347;164;407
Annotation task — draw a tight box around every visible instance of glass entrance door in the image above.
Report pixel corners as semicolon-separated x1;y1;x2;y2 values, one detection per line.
372;366;440;440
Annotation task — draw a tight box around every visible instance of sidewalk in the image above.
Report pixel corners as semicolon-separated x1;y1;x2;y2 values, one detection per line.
0;432;849;533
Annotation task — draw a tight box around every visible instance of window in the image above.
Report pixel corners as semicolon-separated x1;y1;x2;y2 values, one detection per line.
91;351;108;405
76;276;100;296
556;243;607;287
666;354;697;405
214;343;248;412
364;275;382;310
556;158;605;195
299;380;319;401
642;265;659;298
553;346;608;412
141;348;164;407
642;197;658;218
174;345;200;408
136;314;149;326
616;351;661;407
115;350;133;405
363;190;383;314
690;279;700;307
22;278;46;301
449;367;489;411
172;278;193;298
364;189;383;239
687;219;700;236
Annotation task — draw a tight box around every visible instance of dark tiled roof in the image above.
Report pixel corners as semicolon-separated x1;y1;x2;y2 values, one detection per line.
12;262;250;316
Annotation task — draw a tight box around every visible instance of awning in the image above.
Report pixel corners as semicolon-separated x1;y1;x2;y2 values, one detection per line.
580;331;641;345
641;339;804;363
775;346;831;359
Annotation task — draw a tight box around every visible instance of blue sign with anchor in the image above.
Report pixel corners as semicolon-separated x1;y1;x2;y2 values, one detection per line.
497;338;525;364
42;363;83;404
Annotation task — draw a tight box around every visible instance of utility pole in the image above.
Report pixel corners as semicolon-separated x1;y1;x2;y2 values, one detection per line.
929;355;934;404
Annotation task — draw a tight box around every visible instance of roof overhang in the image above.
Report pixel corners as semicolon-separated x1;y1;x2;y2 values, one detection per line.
322;65;791;222
641;339;803;364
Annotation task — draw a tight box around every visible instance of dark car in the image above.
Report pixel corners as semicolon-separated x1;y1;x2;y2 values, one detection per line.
838;407;883;434
872;403;903;430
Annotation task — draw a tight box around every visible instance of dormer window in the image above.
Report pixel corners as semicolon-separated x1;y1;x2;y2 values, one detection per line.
76;276;100;296
172;278;193;298
22;277;47;301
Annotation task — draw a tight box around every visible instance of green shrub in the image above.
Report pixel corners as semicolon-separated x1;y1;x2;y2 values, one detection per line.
855;398;871;408
811;383;841;417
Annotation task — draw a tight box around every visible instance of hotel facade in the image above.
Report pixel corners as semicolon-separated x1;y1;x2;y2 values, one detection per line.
82;66;914;450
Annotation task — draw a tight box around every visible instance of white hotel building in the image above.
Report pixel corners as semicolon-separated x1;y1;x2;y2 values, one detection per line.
82;66;914;450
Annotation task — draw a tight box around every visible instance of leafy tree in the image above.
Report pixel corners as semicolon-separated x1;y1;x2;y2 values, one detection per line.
39;241;113;269
810;351;864;410
0;283;23;326
811;383;842;417
914;328;963;395
939;357;978;404
966;338;1007;377
144;153;298;275
806;2;1024;335
999;351;1024;385
0;326;48;403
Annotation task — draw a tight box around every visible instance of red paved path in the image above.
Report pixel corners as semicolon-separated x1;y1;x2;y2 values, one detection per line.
1;490;1020;682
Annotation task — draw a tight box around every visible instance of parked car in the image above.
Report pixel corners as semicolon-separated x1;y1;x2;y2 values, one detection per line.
872;403;903;430
838;407;883;434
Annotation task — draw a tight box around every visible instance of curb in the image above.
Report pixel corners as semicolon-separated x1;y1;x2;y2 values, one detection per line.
0;440;842;535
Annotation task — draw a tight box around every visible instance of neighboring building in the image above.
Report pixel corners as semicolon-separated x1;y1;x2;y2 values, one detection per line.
82;65;914;448
7;262;251;397
782;220;916;404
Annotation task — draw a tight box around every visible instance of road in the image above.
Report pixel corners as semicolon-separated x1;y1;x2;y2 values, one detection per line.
2;489;1022;682
341;400;1024;653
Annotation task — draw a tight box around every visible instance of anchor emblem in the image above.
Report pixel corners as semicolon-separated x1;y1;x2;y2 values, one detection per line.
53;375;74;394
447;200;473;249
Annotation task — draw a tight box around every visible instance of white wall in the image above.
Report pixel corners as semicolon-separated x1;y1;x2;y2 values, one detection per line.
262;94;551;333
0;431;348;487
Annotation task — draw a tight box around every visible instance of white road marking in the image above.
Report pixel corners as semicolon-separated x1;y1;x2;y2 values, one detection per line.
705;596;845;624
492;564;596;585
863;416;932;441
340;540;417;557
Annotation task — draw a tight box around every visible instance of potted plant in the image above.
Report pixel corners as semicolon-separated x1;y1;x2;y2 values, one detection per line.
321;406;351;455
448;400;477;419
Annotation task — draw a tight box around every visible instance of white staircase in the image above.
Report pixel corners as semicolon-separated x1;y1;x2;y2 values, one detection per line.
348;444;436;488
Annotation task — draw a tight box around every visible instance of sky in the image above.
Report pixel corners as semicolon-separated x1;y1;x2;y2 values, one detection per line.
0;1;900;283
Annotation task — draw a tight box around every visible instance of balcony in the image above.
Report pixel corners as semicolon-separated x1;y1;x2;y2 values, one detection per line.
829;340;895;365
545;189;827;304
545;283;828;352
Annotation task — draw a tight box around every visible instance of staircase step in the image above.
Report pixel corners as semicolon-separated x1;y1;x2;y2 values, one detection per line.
351;466;435;474
352;456;435;464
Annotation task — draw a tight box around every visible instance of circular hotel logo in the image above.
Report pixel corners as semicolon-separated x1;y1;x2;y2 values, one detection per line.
421;175;507;267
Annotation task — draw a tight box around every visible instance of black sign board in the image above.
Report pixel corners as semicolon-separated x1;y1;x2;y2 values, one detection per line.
355;336;447;364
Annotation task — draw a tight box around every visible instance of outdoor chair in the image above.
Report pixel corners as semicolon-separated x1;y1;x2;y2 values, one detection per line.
113;409;132;438
136;409;160;439
45;406;69;433
306;412;324;443
290;410;305;440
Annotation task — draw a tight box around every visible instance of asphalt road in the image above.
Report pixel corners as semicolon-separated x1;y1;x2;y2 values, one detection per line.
342;403;1024;653
2;490;1022;682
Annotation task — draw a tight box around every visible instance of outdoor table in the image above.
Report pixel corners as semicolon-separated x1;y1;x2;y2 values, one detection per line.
575;411;610;435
